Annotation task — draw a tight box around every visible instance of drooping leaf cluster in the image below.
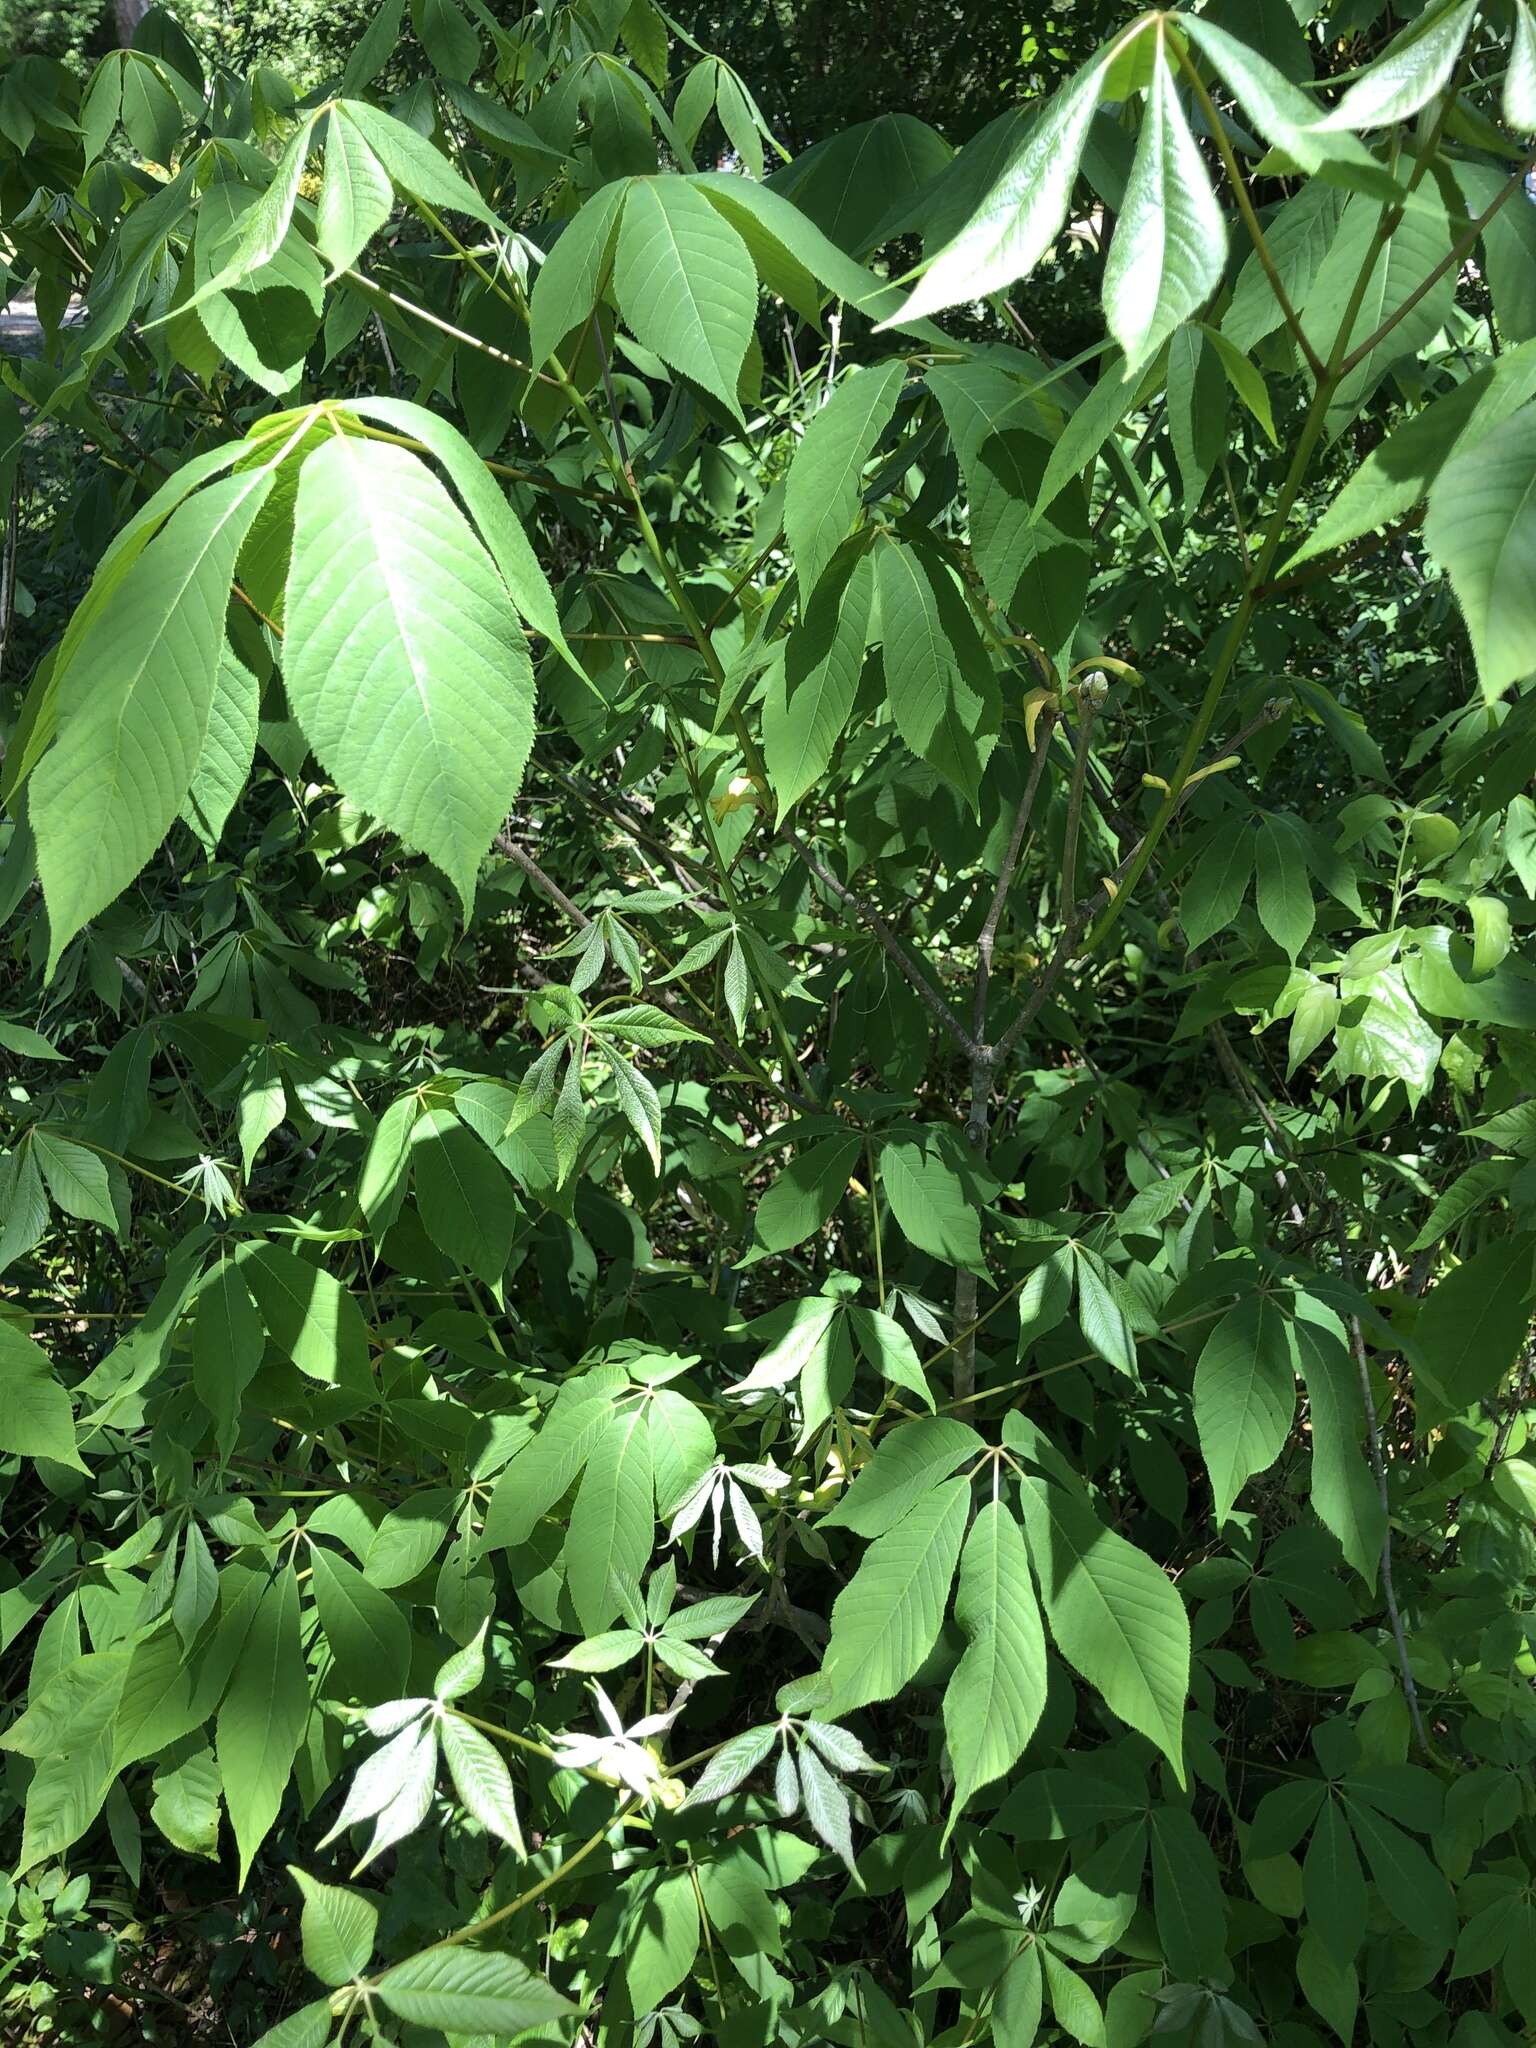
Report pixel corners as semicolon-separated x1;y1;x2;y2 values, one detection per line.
3;2;1536;2045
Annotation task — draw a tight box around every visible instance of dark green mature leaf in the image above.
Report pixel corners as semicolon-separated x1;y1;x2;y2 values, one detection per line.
31;1131;116;1229
1166;325;1227;511
1255;814;1315;959
241;1242;373;1394
763;551;874;820
943;1503;1047;1828
1413;1237;1536;1424
753;1132;862;1252
873;539;998;807
192;1255;265;1454
216;1567;309;1886
310;1545;411;1702
1194;1294;1296;1523
784;361;904;601
820;1476;970;1712
1345;1794;1455;1950
0;1320;84;1469
1289;1306;1385;1587
1017;1471;1189;1781
567;1402;654;1634
1424;401;1536;702
376;1949;572;2032
1183;818;1255;949
412;1107;519;1284
1149;1805;1228;1980
614;176;758;418
880;1127;988;1271
1304;1794;1367;1967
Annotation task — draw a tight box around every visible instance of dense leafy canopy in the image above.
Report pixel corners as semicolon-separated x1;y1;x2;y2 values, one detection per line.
3;1;1536;2044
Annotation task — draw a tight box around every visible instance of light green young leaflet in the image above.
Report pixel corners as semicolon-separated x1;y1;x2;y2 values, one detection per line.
283;429;536;916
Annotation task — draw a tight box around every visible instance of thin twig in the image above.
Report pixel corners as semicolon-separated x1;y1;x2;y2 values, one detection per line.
785;826;978;1059
495;832;590;926
594;310;635;486
972;707;1056;1045
1334;1220;1431;1755
1208;1022;1307;1227
1174;43;1327;381
992;703;1284;1069
1337;158;1535;379
1059;694;1099;925
495;828;818;1115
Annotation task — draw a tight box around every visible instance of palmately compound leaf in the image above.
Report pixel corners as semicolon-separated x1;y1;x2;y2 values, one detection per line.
1101;33;1226;377
283;431;536;916
943;1501;1047;1833
33;467;274;972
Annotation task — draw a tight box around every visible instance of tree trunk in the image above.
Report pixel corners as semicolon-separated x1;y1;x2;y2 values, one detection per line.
115;0;149;46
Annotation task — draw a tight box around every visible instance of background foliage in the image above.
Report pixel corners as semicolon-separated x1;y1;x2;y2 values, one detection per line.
3;1;1536;2045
